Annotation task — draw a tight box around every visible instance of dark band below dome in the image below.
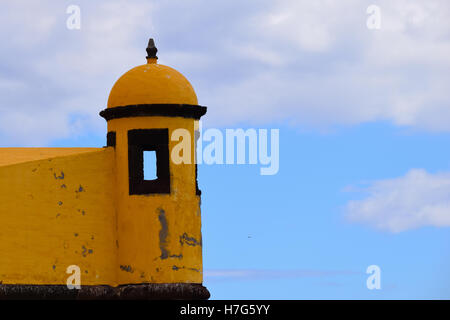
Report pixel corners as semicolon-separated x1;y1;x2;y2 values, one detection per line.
100;104;207;121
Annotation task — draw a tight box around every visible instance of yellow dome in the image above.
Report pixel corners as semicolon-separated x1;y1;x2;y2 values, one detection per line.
107;41;198;108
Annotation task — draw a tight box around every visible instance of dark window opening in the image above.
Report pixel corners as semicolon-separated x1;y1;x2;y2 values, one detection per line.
195;164;201;196
107;131;116;147
195;129;201;196
128;129;170;195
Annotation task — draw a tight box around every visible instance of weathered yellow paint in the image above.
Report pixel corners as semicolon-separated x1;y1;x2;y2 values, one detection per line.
0;148;118;285
107;54;203;285
0;51;205;287
108;116;202;284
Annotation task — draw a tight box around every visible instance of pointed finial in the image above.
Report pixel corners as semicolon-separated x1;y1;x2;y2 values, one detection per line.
146;38;158;59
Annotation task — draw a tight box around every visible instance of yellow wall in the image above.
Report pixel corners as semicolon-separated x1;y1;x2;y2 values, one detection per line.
0;118;203;287
0;148;101;167
108;116;203;284
0;148;118;285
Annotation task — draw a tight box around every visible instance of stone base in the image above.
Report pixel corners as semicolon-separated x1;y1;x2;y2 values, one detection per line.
0;283;210;300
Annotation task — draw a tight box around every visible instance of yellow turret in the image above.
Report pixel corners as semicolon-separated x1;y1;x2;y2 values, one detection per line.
0;38;209;299
99;38;207;292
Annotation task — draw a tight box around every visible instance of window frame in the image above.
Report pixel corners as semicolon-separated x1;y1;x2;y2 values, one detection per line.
128;129;170;195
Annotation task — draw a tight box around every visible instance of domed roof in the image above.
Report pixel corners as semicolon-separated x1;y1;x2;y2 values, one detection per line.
107;39;198;108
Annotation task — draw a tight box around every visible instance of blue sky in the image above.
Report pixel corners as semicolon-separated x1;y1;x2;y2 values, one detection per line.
1;0;450;299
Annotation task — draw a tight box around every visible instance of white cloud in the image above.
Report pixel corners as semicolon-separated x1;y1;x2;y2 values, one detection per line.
0;0;154;145
199;0;450;129
0;0;450;144
345;169;450;232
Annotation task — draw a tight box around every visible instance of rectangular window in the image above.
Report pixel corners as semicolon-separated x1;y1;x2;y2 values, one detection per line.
195;128;201;195
143;150;157;180
128;129;170;195
106;131;116;147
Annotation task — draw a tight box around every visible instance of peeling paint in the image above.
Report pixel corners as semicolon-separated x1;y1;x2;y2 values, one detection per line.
179;233;201;247
158;208;169;259
53;171;64;180
120;265;134;273
81;245;93;257
172;265;200;273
